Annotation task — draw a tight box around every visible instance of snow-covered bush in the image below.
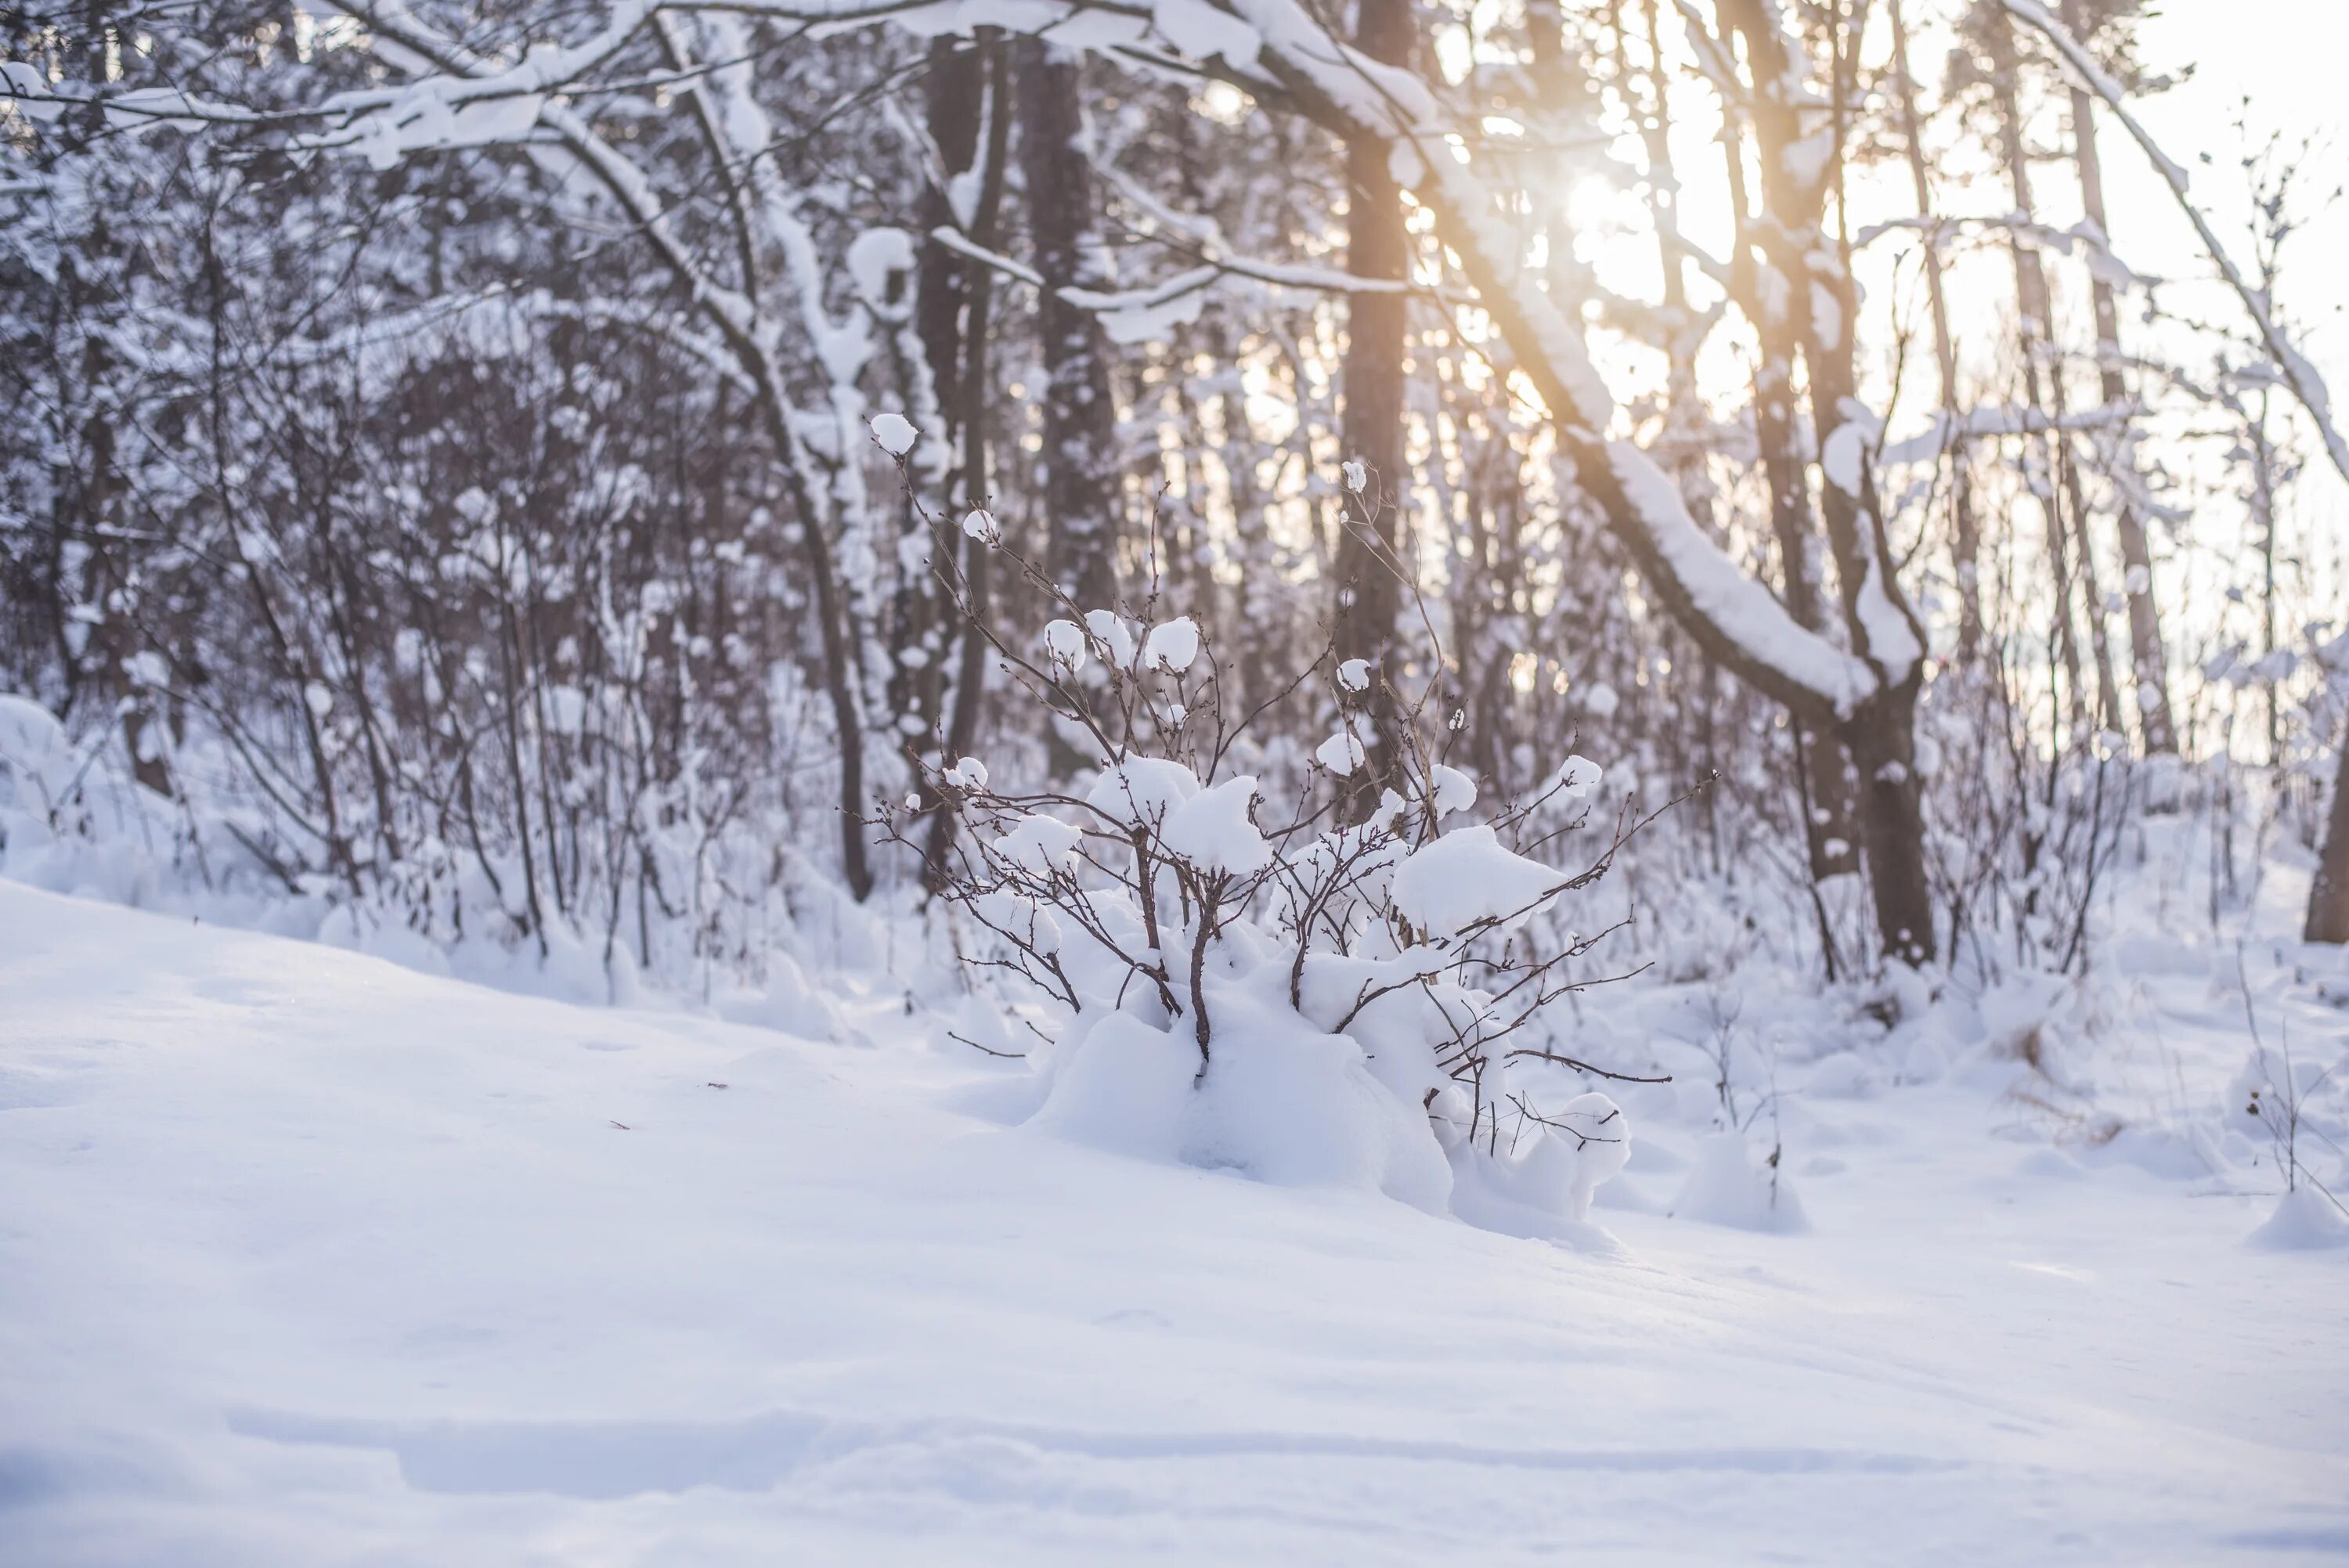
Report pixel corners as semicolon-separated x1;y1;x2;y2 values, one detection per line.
886;537;1674;1236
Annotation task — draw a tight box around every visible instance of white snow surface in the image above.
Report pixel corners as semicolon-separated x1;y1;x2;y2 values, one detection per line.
1156;773;1271;875
4;878;2348;1566
1389;824;1562;939
1314;728;1364;776
1141;616;1201;675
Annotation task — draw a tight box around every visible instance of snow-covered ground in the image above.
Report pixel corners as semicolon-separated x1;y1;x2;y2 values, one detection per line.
4;874;2347;1566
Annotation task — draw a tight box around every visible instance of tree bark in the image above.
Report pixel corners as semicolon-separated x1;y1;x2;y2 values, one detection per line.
925;36;1011;885
2308;717;2349;944
2062;0;2175;752
1726;0;1933;957
1986;6;2098;735
1841;680;1936;968
902;36;987;887
1889;0;1983;666
1333;0;1414;804
1722;0;1867;884
1016;38;1120;618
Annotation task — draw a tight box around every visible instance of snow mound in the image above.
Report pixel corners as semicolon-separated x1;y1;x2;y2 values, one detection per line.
2246;1187;2349;1252
1445;1091;1633;1245
1672;1132;1811;1233
1026;1000;1452;1212
1803;1050;1879;1099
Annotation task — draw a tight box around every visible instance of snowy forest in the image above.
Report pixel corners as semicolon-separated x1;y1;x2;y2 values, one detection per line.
4;0;2348;1563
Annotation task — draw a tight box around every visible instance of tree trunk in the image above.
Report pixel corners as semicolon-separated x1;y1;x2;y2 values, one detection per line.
2308;717;2349;944
1016;38;1120;618
2062;0;2175;752
1333;0;1414;803
1722;0;1865;883
925;36;1011;885
1889;0;1982;666
1842;679;1936;968
907;31;985;867
892;36;983;813
1987;7;2098;736
65;221;170;798
1725;0;1932;960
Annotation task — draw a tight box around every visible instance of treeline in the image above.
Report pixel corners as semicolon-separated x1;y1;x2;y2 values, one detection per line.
2;0;2346;986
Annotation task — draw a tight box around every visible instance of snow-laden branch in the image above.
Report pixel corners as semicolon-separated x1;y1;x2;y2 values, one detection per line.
1878;400;2133;467
1853;211;2145;292
2000;0;2349;488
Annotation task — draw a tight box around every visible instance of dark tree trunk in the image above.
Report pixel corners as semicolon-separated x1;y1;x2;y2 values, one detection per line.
1727;0;1932;960
63;218;170;798
1333;0;1414;802
1842;681;1936;968
925;35;1012;885
1015;38;1120;618
2308;719;2349;944
1721;0;1864;883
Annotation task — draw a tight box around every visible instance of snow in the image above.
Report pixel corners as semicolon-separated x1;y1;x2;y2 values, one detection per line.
1030;1001;1447;1207
1336;658;1371;693
5;871;2349;1564
1146;0;1264;70
2249;1186;2349;1252
1082;755;1200;827
869;411;918;456
846;226;915;306
1672;1131;1812;1234
1155;773;1271;875
1427;763;1476;818
1606;442;1875;715
1853;542;1925;681
1389;824;1561;939
1042;618;1088;675
960;507;1000;544
1083;609;1138;672
1549;753;1604;806
1314;728;1364;776
993;813;1085;877
0;693;78;806
1821;421;1868;496
1140;616;1201;674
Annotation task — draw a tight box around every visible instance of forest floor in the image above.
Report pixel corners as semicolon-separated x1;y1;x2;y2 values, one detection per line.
3;867;2347;1566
